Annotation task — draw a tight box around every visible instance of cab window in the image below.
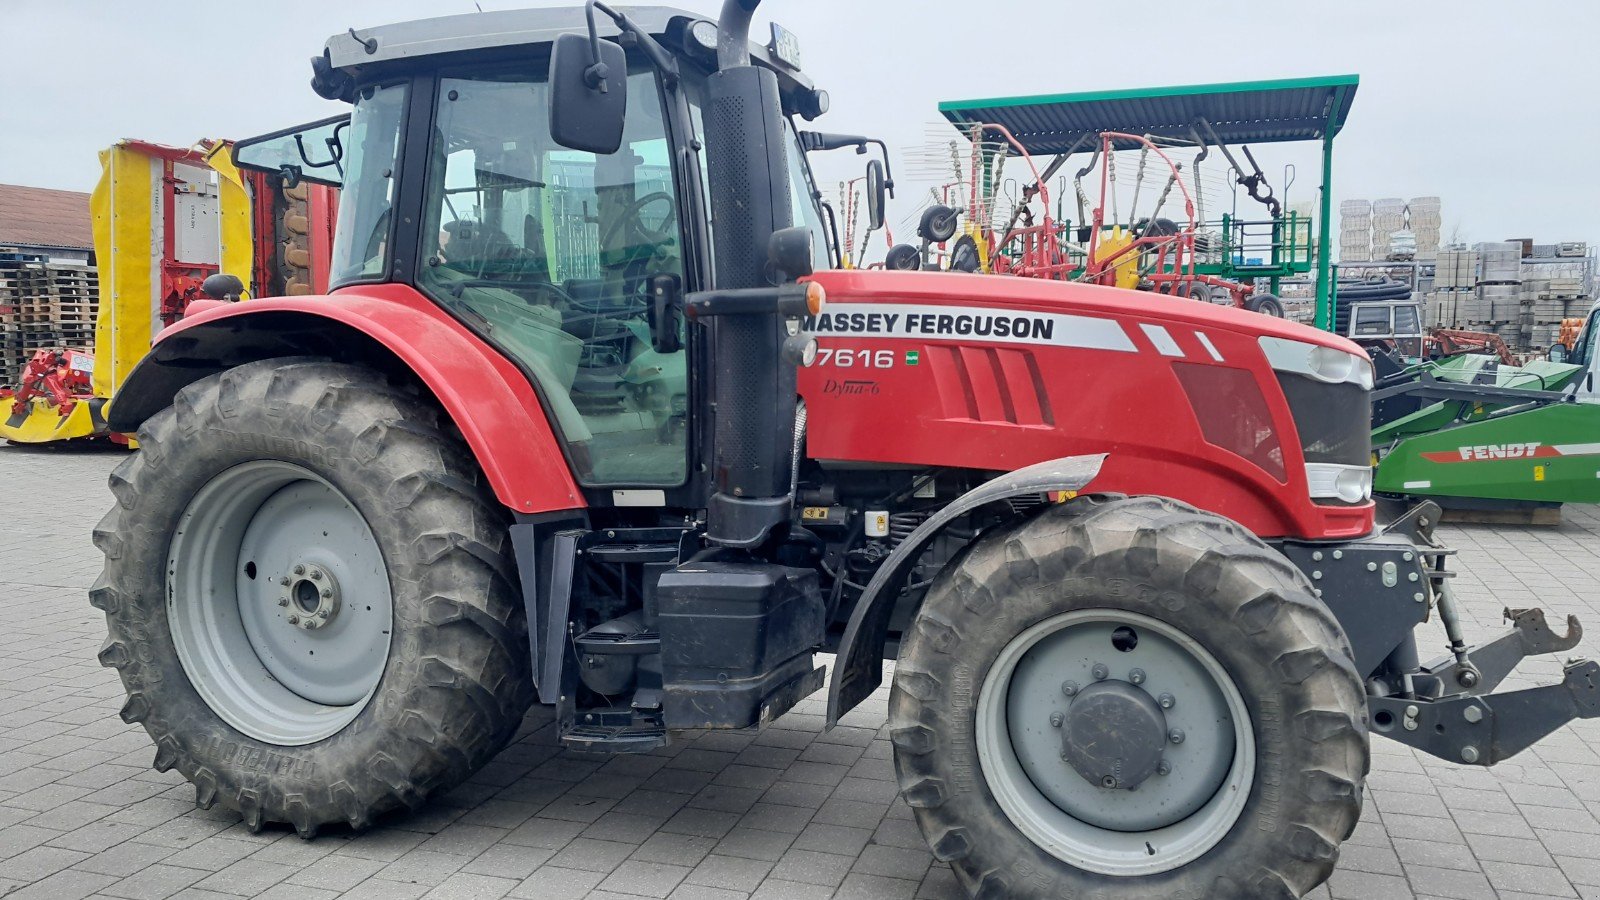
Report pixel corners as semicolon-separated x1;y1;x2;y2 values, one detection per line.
418;65;688;487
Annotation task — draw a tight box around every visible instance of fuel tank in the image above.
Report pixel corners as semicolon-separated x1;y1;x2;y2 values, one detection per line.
797;270;1373;540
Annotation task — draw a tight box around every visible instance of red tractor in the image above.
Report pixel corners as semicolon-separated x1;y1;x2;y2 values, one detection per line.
94;4;1596;898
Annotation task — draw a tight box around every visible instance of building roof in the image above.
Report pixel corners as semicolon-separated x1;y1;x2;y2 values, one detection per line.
940;74;1360;155
0;183;94;251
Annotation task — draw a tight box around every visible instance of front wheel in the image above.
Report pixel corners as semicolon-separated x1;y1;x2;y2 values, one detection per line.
889;496;1368;899
92;359;532;835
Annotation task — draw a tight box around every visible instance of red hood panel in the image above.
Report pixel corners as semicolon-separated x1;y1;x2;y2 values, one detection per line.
799;270;1372;540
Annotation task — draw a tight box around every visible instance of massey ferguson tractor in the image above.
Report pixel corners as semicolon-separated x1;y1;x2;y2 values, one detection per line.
91;3;1600;897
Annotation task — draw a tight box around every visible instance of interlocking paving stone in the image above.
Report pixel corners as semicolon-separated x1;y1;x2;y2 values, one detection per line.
3;445;1600;897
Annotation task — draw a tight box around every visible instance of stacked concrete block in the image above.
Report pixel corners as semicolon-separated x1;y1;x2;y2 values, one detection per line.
1475;241;1522;285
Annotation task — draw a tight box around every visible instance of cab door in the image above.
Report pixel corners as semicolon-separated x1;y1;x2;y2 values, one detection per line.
415;63;697;491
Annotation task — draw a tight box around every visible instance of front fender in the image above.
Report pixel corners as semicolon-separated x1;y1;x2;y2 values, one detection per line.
826;453;1105;726
106;283;584;514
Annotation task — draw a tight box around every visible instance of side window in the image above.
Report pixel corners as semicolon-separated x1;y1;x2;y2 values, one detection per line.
329;84;406;284
781;120;832;272
419;67;689;487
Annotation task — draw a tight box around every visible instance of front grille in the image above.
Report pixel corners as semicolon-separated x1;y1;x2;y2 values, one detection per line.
1276;372;1371;468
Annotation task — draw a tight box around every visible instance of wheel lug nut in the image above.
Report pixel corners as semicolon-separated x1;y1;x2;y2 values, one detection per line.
287;615;300;625
1168;728;1185;744
1091;663;1108;681
1049;712;1064;728
310;570;323;581
1061;681;1079;697
1158;693;1175;709
321;589;333;599
1157;761;1171;776
302;620;315;629
277;597;289;607
293;565;306;576
278;577;291;586
1128;668;1145;685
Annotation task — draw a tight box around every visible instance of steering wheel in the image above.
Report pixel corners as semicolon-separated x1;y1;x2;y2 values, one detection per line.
599;191;677;252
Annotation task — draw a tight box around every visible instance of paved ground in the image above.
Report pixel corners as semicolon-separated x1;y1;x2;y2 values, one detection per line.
3;442;1600;900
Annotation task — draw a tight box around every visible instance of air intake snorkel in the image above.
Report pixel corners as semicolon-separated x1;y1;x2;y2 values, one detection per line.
698;0;808;548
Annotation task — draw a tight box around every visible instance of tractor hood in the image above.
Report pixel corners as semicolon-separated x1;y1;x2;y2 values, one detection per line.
798;269;1376;540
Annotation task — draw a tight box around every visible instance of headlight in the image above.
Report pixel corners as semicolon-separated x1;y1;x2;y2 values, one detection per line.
1259;336;1373;389
1305;463;1372;504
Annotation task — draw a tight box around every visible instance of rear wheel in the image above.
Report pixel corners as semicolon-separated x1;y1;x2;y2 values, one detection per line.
92;359;531;835
889;496;1367;898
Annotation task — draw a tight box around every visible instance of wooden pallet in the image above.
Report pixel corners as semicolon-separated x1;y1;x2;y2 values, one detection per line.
1440;506;1563;526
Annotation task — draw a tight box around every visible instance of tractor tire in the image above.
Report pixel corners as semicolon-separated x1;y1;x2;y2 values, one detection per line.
1247;293;1286;318
889;495;1368;899
92;358;531;836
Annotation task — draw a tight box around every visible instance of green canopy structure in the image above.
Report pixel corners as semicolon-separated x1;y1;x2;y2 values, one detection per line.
939;75;1360;328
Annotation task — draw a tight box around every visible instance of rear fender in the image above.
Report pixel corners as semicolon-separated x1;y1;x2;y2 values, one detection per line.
825;453;1105;725
105;285;584;514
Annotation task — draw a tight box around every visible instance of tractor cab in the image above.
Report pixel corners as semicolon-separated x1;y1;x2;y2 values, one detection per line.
1346;298;1425;358
1551;298;1599;399
230;7;847;496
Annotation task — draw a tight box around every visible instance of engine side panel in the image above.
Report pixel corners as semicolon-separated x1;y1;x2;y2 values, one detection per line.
799;270;1372;540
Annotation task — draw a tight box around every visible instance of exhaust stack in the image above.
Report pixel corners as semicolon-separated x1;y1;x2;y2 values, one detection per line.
701;0;802;547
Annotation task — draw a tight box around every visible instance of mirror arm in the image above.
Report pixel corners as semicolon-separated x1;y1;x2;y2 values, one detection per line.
866;138;894;198
799;132;896;199
589;0;681;90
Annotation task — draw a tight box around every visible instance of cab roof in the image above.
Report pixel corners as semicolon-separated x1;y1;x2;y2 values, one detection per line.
325;5;815;93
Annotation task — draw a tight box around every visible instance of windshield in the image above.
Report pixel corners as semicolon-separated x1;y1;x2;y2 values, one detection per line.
418;65;688;487
782;120;831;272
330;83;406;284
1572;308;1599;368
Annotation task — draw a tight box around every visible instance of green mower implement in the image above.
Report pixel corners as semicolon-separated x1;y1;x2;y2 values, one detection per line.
1371;300;1600;511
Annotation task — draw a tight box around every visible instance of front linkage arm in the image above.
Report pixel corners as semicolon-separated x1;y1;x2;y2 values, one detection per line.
1284;497;1597;767
1371;655;1600;766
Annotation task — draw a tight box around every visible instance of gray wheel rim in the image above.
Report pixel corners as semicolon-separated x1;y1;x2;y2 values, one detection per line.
976;609;1254;876
167;461;393;746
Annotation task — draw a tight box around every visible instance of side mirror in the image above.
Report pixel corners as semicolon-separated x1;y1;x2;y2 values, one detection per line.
768;226;815;283
865;159;886;231
650;274;682;354
201;273;245;301
549;32;627;155
1549;344;1568;363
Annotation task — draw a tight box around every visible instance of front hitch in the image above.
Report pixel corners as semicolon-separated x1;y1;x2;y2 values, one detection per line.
1371;657;1600;766
1283;495;1596;768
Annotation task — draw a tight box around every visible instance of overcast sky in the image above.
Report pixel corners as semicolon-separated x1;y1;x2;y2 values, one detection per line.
5;0;1598;252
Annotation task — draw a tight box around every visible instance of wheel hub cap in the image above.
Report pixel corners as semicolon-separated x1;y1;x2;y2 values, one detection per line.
1060;680;1166;790
280;563;341;629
